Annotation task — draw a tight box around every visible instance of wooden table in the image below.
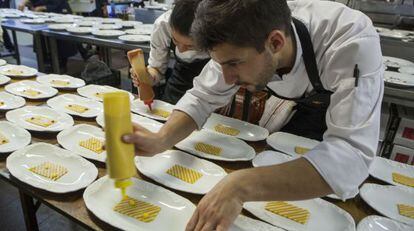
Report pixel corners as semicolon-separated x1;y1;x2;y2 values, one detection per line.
0;77;380;231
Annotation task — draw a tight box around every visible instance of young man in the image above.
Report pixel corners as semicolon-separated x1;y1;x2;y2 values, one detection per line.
124;0;384;230
131;0;210;104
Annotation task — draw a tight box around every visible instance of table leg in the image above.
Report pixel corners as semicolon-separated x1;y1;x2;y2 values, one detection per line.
33;33;45;72
11;30;20;65
18;190;39;231
49;37;60;74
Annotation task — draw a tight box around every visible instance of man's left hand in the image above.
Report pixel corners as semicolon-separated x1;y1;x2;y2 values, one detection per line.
186;173;244;231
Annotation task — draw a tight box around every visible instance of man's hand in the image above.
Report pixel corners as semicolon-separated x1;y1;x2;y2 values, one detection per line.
122;123;170;156
18;3;26;11
186;173;244;231
33;6;47;12
130;67;161;88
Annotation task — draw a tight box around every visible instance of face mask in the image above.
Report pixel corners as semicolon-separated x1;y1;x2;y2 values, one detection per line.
176;49;200;62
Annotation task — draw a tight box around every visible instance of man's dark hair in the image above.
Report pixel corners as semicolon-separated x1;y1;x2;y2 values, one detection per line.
191;0;292;52
169;0;201;36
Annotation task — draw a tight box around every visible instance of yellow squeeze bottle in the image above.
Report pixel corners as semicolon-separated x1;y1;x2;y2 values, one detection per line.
103;92;137;198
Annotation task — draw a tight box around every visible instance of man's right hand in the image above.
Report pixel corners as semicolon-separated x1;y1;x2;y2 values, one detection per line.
122;123;170;156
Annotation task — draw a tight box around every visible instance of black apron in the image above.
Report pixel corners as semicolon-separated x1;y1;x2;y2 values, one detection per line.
162;42;210;104
267;18;332;141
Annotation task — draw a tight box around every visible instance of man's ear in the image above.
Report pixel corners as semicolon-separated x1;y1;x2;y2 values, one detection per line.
266;30;286;54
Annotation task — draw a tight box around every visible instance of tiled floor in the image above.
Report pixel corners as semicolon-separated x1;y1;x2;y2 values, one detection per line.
0;44;132;231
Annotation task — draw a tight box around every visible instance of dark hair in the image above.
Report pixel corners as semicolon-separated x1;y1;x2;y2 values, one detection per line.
169;0;201;36
191;0;292;52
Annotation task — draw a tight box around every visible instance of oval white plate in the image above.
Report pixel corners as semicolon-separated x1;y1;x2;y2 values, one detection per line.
74;21;97;27
66;26;94;34
83;17;104;22
119;34;151;43
135;24;154;31
101;18;122;24
0;64;38;78
231;215;283;231
0;121;31;153
243;198;355;231
0;92;26;111
175;130;256;161
6;106;74;132
83;175;195;231
266;132;319;157
57;124;106;163
380;30;410;39
117;20;143;28
5;80;58;99
203;113;269;141
0;74;10;85
48;23;75;31
77;84;134;102
131;99;173;121
384;71;414;87
357;215;412;231
360;183;414;226
369;156;414;190
252;151;342;200
20;18;45;24
0;59;7;67
383;56;414;69
399;66;414;75
36;74;86;89
96;113;163;133
47;94;103;118
125;28;152;35
96;24;122;30
51;17;76;24
135;150;227;194
7;143;98;193
92;29;125;38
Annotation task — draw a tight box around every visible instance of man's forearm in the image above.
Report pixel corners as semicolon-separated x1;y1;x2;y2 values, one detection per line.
234;158;333;202
159;110;198;148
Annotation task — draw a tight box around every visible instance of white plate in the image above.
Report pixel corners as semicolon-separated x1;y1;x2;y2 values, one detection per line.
119;35;151;43
357;215;413;231
125;28;153;35
0;121;31;153
7;143;98;193
231;215;283;231
57;124;106;163
83;17;103;22
47;23;75;31
20;18;45;24
0;64;38;78
252;150;297;167
360;183;414;226
117;21;143;28
92;29;125;38
77;84;134;102
266;132;319;157
0;91;26;111
36;74;85;89
101;18;122;24
383;56;414;69
5;80;58;99
47;94;103;118
0;74;10;85
0;59;7;66
252;150;342;200
96;113;163;133
74;21;97;27
175;130;256;161
6;106;74;132
135;150;227;194
51;17;76;24
399;66;414;75
203;113;269;141
380;30;411;39
131;99;173;121
384;71;414;87
2;14;21;18
244;198;355;231
83;175;195;231
135;24;154;30
66;26;95;34
369;156;414;190
96;24;122;30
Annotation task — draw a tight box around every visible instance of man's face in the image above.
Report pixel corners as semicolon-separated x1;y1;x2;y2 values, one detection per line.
171;29;195;53
210;43;278;92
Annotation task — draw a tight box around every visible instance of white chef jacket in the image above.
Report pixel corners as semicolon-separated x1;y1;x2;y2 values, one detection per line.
148;10;210;83
175;0;384;200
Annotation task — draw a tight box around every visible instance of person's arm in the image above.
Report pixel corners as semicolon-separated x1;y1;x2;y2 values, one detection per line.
18;0;30;10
